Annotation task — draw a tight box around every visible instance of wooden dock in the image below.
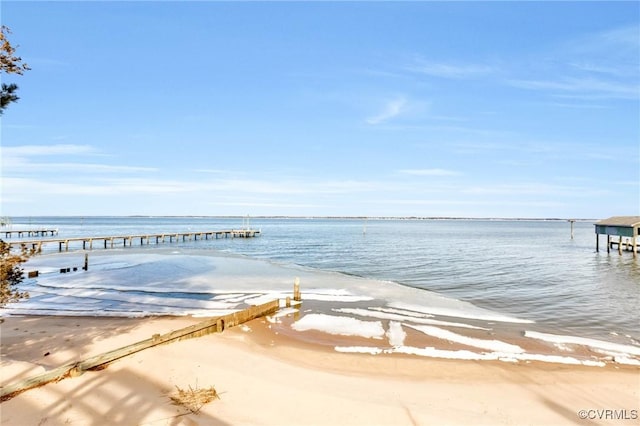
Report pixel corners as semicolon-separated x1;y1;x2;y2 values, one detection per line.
3;229;59;238
595;216;639;258
6;229;261;253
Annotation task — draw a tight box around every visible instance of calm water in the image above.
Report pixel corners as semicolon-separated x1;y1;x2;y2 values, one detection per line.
5;216;640;341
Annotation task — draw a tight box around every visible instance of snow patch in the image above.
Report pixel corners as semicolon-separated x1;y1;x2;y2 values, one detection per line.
271;308;299;318
292;314;385;339
332;346;606;366
386;321;406;347
334;308;488;330
335;346;383;355
302;293;374;302
406;324;524;353
389;302;533;324
525;331;640;356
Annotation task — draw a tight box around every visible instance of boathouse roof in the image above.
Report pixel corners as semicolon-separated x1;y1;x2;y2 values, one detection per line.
595;216;640;227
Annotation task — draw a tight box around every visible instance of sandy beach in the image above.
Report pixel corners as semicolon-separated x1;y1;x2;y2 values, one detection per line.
1;314;638;426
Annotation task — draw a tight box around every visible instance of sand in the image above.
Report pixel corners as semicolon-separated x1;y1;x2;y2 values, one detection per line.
0;315;639;426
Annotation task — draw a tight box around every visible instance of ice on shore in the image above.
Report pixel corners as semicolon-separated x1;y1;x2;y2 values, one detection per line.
334;307;489;330
292;314;385;339
370;307;435;318
335;346;384;355
301;293;373;302
525;331;640;357
406;324;524;353
334;346;606;367
389;302;534;324
386;321;406;347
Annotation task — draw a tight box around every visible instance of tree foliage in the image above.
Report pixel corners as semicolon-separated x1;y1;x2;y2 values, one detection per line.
1;83;19;111
0;240;30;307
0;25;30;115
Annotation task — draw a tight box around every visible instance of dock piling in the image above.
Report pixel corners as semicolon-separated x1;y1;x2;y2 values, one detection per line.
293;277;301;302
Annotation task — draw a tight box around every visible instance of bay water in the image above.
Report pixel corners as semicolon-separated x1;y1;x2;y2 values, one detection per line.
4;216;639;347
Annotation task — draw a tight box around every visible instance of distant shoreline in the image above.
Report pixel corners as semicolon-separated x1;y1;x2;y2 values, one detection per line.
4;215;598;222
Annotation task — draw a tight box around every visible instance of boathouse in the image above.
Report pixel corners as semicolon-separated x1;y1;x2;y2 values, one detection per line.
595;216;640;257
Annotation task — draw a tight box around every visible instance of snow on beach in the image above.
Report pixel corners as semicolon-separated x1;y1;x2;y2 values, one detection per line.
292;314;385;339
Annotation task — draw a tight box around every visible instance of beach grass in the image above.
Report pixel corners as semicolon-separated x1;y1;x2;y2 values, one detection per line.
170;383;220;414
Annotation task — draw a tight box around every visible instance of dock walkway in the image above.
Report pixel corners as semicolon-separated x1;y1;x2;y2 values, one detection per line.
3;229;59;238
6;229;260;253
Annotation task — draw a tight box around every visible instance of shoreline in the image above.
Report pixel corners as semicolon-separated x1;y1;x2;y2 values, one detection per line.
7;247;640;368
6;215;598;221
1;314;639;425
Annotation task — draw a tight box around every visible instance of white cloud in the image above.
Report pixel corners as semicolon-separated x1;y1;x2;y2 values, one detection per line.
1;144;157;175
1;176;386;201
1;144;96;156
210;201;324;209
4;162;158;174
509;24;640;101
508;77;639;100
462;183;613;198
194;169;227;174
566;24;640;59
399;168;461;177
568;62;632;78
407;60;494;79
366;97;408;125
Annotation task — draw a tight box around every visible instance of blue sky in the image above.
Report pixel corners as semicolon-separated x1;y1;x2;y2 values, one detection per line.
1;1;638;218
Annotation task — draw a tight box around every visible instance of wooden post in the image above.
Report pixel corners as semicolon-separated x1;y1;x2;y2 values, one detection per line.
286;297;291;308
569;220;575;239
633;236;637;259
83;253;88;271
607;235;610;253
596;233;599;252
619;236;623;255
293;277;301;302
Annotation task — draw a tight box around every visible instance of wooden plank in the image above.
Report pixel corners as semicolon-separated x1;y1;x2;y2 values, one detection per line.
0;299;279;401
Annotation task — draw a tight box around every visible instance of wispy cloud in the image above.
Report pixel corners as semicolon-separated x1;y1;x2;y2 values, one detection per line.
2;144;96;156
13;162;158;174
407;60;494;79
462;183;613;198
545;102;610;110
508;77;639;100
194;169;227;174
366;97;408;125
2;176;389;200
452;140;638;164
2;144;157;175
399;168;461;177
210;201;324;209
509;24;640;101
565;24;640;60
568;62;633;78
